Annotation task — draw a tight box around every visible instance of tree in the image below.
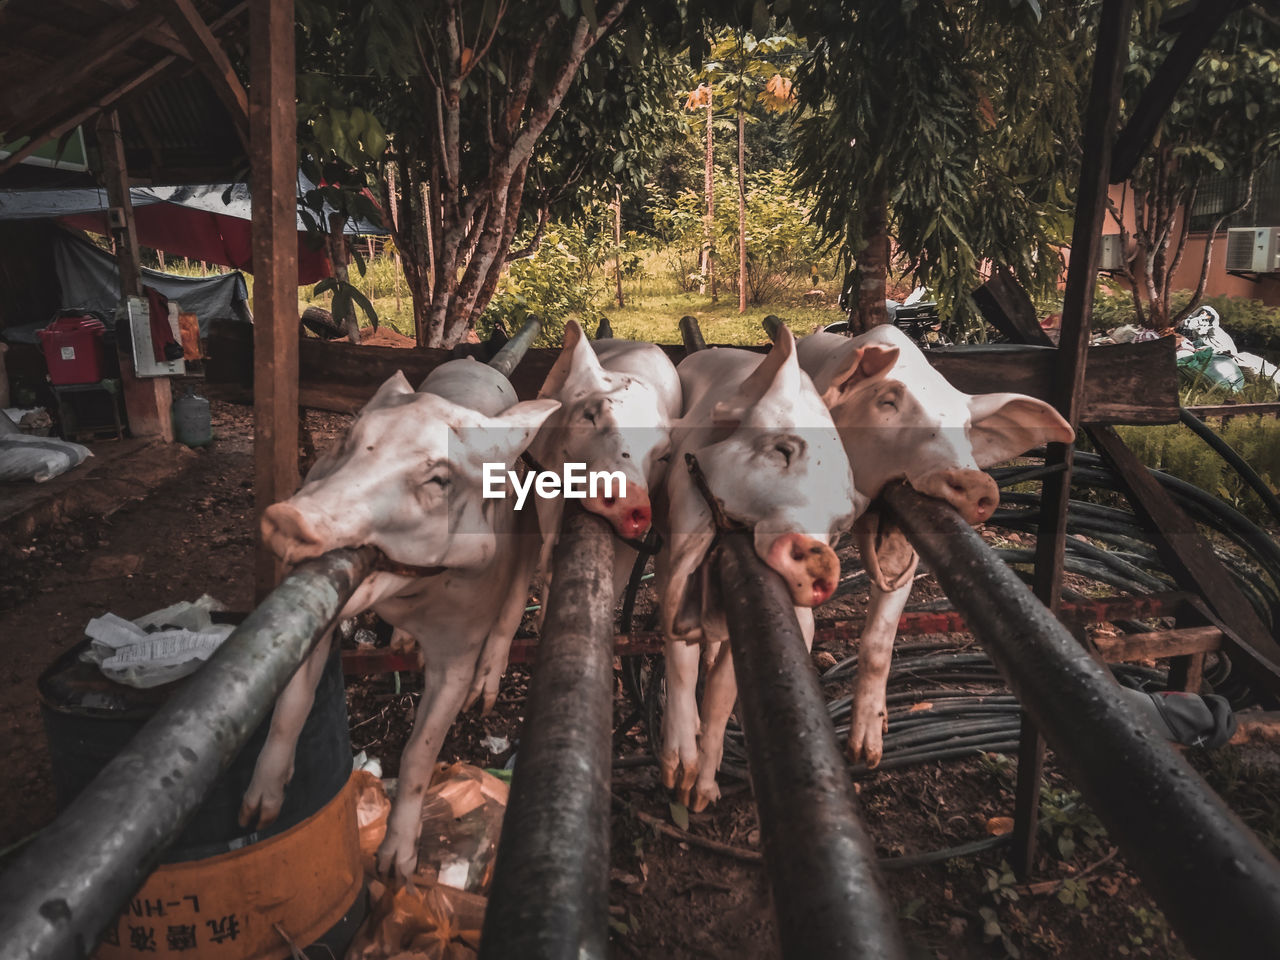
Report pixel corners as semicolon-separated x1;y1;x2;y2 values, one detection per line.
1105;4;1280;330
781;1;1087;336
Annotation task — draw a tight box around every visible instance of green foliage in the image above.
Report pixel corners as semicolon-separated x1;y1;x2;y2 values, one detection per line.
1117;906;1178;958
649;167;829;302
480;222;609;344
1038;786;1108;863
785;0;1088;331
1117;414;1280;524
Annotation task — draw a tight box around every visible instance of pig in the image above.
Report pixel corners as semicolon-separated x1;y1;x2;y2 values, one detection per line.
529;319;682;599
795;323;1074;767
242;359;559;880
654;326;865;811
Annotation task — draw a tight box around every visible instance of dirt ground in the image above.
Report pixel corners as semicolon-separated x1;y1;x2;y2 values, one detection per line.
3;399;1278;959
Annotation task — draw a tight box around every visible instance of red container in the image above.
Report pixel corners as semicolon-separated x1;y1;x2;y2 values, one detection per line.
39;314;107;385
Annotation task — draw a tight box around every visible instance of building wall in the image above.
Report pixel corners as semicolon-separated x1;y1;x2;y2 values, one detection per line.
1092;183;1280;306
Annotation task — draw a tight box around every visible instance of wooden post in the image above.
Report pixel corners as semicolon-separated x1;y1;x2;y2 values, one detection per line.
95;110;174;442
1013;0;1134;879
613;190;624;309
250;0;299;598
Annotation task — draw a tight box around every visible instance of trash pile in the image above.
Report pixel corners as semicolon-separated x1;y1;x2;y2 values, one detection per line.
348;763;509;960
1088;305;1280;395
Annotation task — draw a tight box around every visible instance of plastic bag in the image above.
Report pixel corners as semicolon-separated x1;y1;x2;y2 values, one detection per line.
0;433;91;482
80;595;232;688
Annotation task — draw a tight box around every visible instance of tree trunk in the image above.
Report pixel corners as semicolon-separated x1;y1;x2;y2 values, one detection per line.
326;211;360;343
702;96;716;302
737;105;746;313
854;172;891;333
614;189;625;309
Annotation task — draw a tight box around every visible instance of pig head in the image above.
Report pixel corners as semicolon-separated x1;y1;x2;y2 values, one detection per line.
797;324;1074;525
262;369;559;585
531;319;682;544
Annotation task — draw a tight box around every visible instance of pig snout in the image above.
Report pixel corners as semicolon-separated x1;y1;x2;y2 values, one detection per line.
917;468;999;524
765;534;840;607
583;487;652;540
261;502;329;565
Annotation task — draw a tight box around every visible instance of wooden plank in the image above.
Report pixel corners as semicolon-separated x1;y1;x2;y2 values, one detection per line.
154;0;250;148
1110;0;1247;184
971;266;1053;346
96;110;173;443
1089;423;1280;695
204;328;1180;424
1092;626;1222;662
249;0;298;599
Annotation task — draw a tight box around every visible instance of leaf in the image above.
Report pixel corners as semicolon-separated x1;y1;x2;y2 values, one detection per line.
559;0;576;19
669;801;689;831
313;277;338;296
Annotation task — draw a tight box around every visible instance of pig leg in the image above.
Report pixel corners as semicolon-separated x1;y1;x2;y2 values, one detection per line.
464;552;539;715
660;638;702;800
847;560;917;767
376;652;480;881
240;628;336;828
690;642;734;812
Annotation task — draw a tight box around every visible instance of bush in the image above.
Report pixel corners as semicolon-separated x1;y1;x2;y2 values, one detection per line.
1117;415;1280;524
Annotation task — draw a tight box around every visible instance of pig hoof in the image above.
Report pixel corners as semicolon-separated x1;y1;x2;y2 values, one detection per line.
659;754;680;790
374;836;418;884
237;791;282;830
690;781;720;813
845;733;883;769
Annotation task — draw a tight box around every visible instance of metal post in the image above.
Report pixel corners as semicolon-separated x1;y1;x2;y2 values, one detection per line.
679;314;707;353
488;315;542;378
717;532;908;960
481;506;617;960
882;482;1280;960
0;547;376;960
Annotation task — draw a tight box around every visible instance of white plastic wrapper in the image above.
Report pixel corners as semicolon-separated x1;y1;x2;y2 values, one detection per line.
81;594;233;688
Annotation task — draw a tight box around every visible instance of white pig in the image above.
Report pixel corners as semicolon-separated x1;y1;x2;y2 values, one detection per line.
796;324;1074;766
655;326;864;811
243;359;559;880
530;319;682;598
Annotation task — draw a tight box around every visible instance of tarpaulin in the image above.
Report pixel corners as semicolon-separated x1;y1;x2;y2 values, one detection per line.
0;176;384;285
51;230;250;339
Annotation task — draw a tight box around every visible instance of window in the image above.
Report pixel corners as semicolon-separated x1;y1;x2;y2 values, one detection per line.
1187;159;1280;232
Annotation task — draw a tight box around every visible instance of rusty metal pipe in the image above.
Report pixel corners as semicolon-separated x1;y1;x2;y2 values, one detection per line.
481;506;617;959
882;482;1280;960
487;315;543;377
762;314;787;343
716;532;908;960
0;547;377;960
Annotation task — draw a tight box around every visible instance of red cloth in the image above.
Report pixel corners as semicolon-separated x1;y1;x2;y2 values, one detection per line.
60;206;332;285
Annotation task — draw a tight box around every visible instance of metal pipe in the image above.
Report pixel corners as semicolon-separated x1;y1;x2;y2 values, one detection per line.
1179;407;1280;527
0;547;377;960
762;313;786;343
481;506;617;960
595;316;614;339
716;532;908;960
679;314;707;354
488;315;543;377
881;482;1280;960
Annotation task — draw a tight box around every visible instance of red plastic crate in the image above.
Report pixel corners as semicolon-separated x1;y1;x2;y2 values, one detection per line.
39;314;107;385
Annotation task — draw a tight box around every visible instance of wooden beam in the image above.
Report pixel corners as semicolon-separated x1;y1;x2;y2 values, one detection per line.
95;110;174;443
1110;0;1247;183
0;2;248;178
1091;625;1222;662
971;266;1054;346
203;329;1181;424
154;0;250;148
250;0;298;598
1017;0;1134;880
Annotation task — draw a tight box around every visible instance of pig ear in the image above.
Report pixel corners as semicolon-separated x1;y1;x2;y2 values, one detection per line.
967;394;1075;467
819;343;900;407
473;399;562;464
712;327;798;425
539;320;606;400
367;370;415;409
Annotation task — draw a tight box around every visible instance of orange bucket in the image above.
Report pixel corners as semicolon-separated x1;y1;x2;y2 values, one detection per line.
95;774;364;960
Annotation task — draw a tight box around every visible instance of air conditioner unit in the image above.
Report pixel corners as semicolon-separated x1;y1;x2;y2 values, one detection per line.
1225;227;1280;273
1098;234;1126;271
